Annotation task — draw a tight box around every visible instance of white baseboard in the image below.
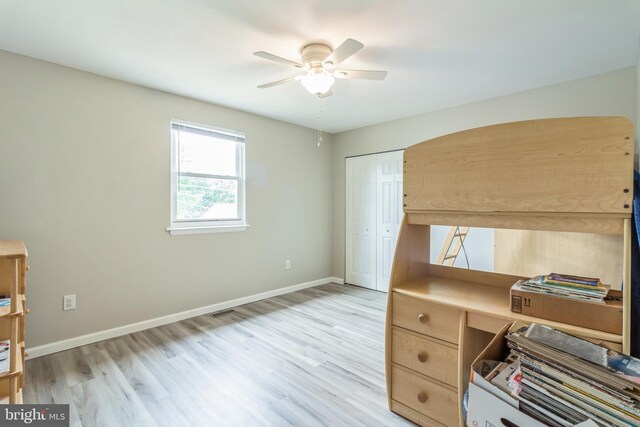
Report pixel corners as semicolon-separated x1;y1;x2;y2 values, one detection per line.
27;277;333;359
329;277;345;284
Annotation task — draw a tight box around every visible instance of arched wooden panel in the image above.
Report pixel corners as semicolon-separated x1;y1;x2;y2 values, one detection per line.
403;117;634;215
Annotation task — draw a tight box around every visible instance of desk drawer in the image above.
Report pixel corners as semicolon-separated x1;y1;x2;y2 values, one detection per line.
392;293;460;344
391;400;446;427
467;312;510;334
391;365;458;425
392;328;458;387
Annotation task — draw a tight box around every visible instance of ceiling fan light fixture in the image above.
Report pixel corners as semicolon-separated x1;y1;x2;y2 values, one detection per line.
255;39;387;96
301;72;335;96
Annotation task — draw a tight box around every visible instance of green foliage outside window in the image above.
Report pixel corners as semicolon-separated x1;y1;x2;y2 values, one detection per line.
177;176;236;219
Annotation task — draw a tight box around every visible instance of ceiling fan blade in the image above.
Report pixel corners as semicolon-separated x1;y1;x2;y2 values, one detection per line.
324;39;363;66
257;75;301;89
254;51;304;69
318;89;333;98
334;69;388;80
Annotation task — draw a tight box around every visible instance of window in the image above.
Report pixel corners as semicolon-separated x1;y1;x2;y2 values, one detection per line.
168;121;246;235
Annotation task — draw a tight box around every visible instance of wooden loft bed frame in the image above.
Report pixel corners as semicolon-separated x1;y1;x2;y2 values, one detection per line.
385;117;634;426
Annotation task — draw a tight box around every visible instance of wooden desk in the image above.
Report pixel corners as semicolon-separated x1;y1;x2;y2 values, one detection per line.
384;117;634;426
387;264;624;426
394;271;622;343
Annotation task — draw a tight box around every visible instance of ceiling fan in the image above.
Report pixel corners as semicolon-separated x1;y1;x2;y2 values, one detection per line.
254;39;387;97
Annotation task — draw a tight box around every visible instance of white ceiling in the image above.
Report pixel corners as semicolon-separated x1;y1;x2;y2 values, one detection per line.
1;1;639;133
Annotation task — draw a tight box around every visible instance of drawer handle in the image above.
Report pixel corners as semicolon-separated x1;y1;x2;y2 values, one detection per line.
417;352;428;363
417;313;428;323
417;392;428;403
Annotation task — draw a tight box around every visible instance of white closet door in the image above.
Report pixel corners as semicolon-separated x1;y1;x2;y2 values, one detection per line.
376;151;404;292
346;155;376;289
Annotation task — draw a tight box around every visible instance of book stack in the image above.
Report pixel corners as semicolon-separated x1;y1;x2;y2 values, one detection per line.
0;340;8;374
515;273;610;304
499;324;640;426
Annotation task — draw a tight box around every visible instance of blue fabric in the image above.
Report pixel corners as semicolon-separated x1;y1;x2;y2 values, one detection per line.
631;170;640;356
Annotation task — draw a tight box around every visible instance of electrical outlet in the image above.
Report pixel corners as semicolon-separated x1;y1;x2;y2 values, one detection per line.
63;294;76;311
285;259;291;270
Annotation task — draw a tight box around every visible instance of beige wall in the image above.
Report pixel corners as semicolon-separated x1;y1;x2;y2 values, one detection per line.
332;67;638;278
0;50;333;347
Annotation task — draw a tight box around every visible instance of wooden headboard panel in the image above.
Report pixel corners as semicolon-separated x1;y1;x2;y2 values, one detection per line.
404;117;634;216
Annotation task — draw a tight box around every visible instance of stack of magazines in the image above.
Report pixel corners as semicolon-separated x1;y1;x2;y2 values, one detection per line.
514;273;610;304
495;324;640;426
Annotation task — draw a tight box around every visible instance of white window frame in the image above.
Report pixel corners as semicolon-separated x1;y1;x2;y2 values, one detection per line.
167;120;248;235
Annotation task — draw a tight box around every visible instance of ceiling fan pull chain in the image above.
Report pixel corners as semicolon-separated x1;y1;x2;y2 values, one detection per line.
317;101;324;147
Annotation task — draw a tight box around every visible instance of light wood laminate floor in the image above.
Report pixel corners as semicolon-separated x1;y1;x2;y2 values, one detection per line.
24;283;415;426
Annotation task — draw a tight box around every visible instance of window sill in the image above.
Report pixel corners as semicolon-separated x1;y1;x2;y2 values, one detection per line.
166;224;249;235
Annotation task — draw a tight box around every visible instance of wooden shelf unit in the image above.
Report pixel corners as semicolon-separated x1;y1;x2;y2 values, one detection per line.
0;240;28;404
384;117;634;426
